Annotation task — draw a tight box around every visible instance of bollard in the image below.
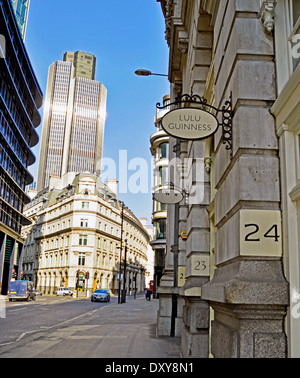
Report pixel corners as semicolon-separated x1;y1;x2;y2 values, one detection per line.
0;295;6;319
121;289;126;303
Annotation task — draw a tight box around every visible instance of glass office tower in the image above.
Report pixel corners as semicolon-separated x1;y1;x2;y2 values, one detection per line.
9;0;30;40
0;0;43;294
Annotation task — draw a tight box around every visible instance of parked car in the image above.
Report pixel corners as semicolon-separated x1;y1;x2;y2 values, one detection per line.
56;287;73;296
7;280;36;301
91;289;110;302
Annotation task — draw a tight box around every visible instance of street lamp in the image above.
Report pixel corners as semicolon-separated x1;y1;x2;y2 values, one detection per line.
135;69;168;77
121;239;128;303
136;68;177;336
118;201;125;304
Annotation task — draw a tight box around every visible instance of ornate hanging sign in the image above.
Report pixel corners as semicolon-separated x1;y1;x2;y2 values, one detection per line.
157;93;234;157
161;107;219;141
153;185;184;204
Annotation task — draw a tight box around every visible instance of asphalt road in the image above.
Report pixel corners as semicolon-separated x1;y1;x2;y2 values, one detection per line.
0;294;182;359
0;295;115;347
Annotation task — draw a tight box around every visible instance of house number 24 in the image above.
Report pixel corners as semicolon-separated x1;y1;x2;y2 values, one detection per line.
244;224;280;242
240;210;282;257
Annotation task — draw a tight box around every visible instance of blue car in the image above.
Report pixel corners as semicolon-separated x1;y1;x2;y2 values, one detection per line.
7;280;36;301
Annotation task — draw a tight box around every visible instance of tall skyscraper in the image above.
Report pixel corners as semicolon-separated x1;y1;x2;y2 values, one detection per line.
63;51;96;80
9;0;30;40
37;51;107;191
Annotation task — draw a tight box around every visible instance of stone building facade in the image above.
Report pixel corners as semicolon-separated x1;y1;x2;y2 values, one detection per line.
22;173;151;296
156;0;290;358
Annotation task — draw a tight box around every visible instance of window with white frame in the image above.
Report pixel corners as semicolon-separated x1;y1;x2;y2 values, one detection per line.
288;0;300;71
79;235;88;246
78;253;86;266
80;219;88;227
82;201;89;209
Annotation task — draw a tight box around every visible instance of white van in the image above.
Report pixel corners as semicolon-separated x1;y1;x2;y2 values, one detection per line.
56;287;73;296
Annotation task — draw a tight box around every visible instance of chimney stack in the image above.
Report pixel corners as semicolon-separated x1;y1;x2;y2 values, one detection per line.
106;179;118;196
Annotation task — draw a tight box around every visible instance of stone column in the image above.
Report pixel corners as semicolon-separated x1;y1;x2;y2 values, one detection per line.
181;140;211;358
180;10;213;358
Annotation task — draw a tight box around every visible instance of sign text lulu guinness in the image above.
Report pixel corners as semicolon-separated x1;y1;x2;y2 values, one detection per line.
161;108;219;140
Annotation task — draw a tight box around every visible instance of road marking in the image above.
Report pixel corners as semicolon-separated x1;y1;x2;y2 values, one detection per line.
66;335;128;340
7;308;26;313
0;301;112;346
6;299;67;312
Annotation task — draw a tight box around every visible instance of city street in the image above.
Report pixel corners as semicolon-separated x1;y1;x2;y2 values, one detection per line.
0;294;114;347
0;295;181;359
3;0;300;360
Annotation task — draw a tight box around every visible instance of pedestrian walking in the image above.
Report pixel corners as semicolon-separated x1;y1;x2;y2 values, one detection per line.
145;288;152;301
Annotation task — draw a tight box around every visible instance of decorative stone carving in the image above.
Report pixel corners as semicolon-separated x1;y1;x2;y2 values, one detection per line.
165;0;174;46
259;0;277;33
174;79;183;100
204;157;212;173
178;38;189;54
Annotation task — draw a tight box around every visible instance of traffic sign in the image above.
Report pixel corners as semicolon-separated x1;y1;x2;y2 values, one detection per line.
180;231;187;240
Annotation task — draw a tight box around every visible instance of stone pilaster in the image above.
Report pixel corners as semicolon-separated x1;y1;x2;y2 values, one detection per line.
201;0;289;358
179;5;214;357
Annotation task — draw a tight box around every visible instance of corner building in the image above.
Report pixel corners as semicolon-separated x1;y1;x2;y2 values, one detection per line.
0;0;42;294
150;95;170;297
22;173;150;296
157;0;290;358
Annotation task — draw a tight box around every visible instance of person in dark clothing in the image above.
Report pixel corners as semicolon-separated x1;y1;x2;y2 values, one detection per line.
145;288;152;301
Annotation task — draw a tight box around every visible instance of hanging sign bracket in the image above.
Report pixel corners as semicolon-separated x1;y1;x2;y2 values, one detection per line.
157;93;234;158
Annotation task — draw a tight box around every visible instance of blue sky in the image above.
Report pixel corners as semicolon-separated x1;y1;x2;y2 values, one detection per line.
24;0;170;224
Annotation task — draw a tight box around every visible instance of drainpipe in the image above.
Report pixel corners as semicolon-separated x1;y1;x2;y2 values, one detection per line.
170;139;181;337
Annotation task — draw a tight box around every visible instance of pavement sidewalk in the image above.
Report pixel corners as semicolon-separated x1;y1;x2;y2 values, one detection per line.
0;296;182;359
